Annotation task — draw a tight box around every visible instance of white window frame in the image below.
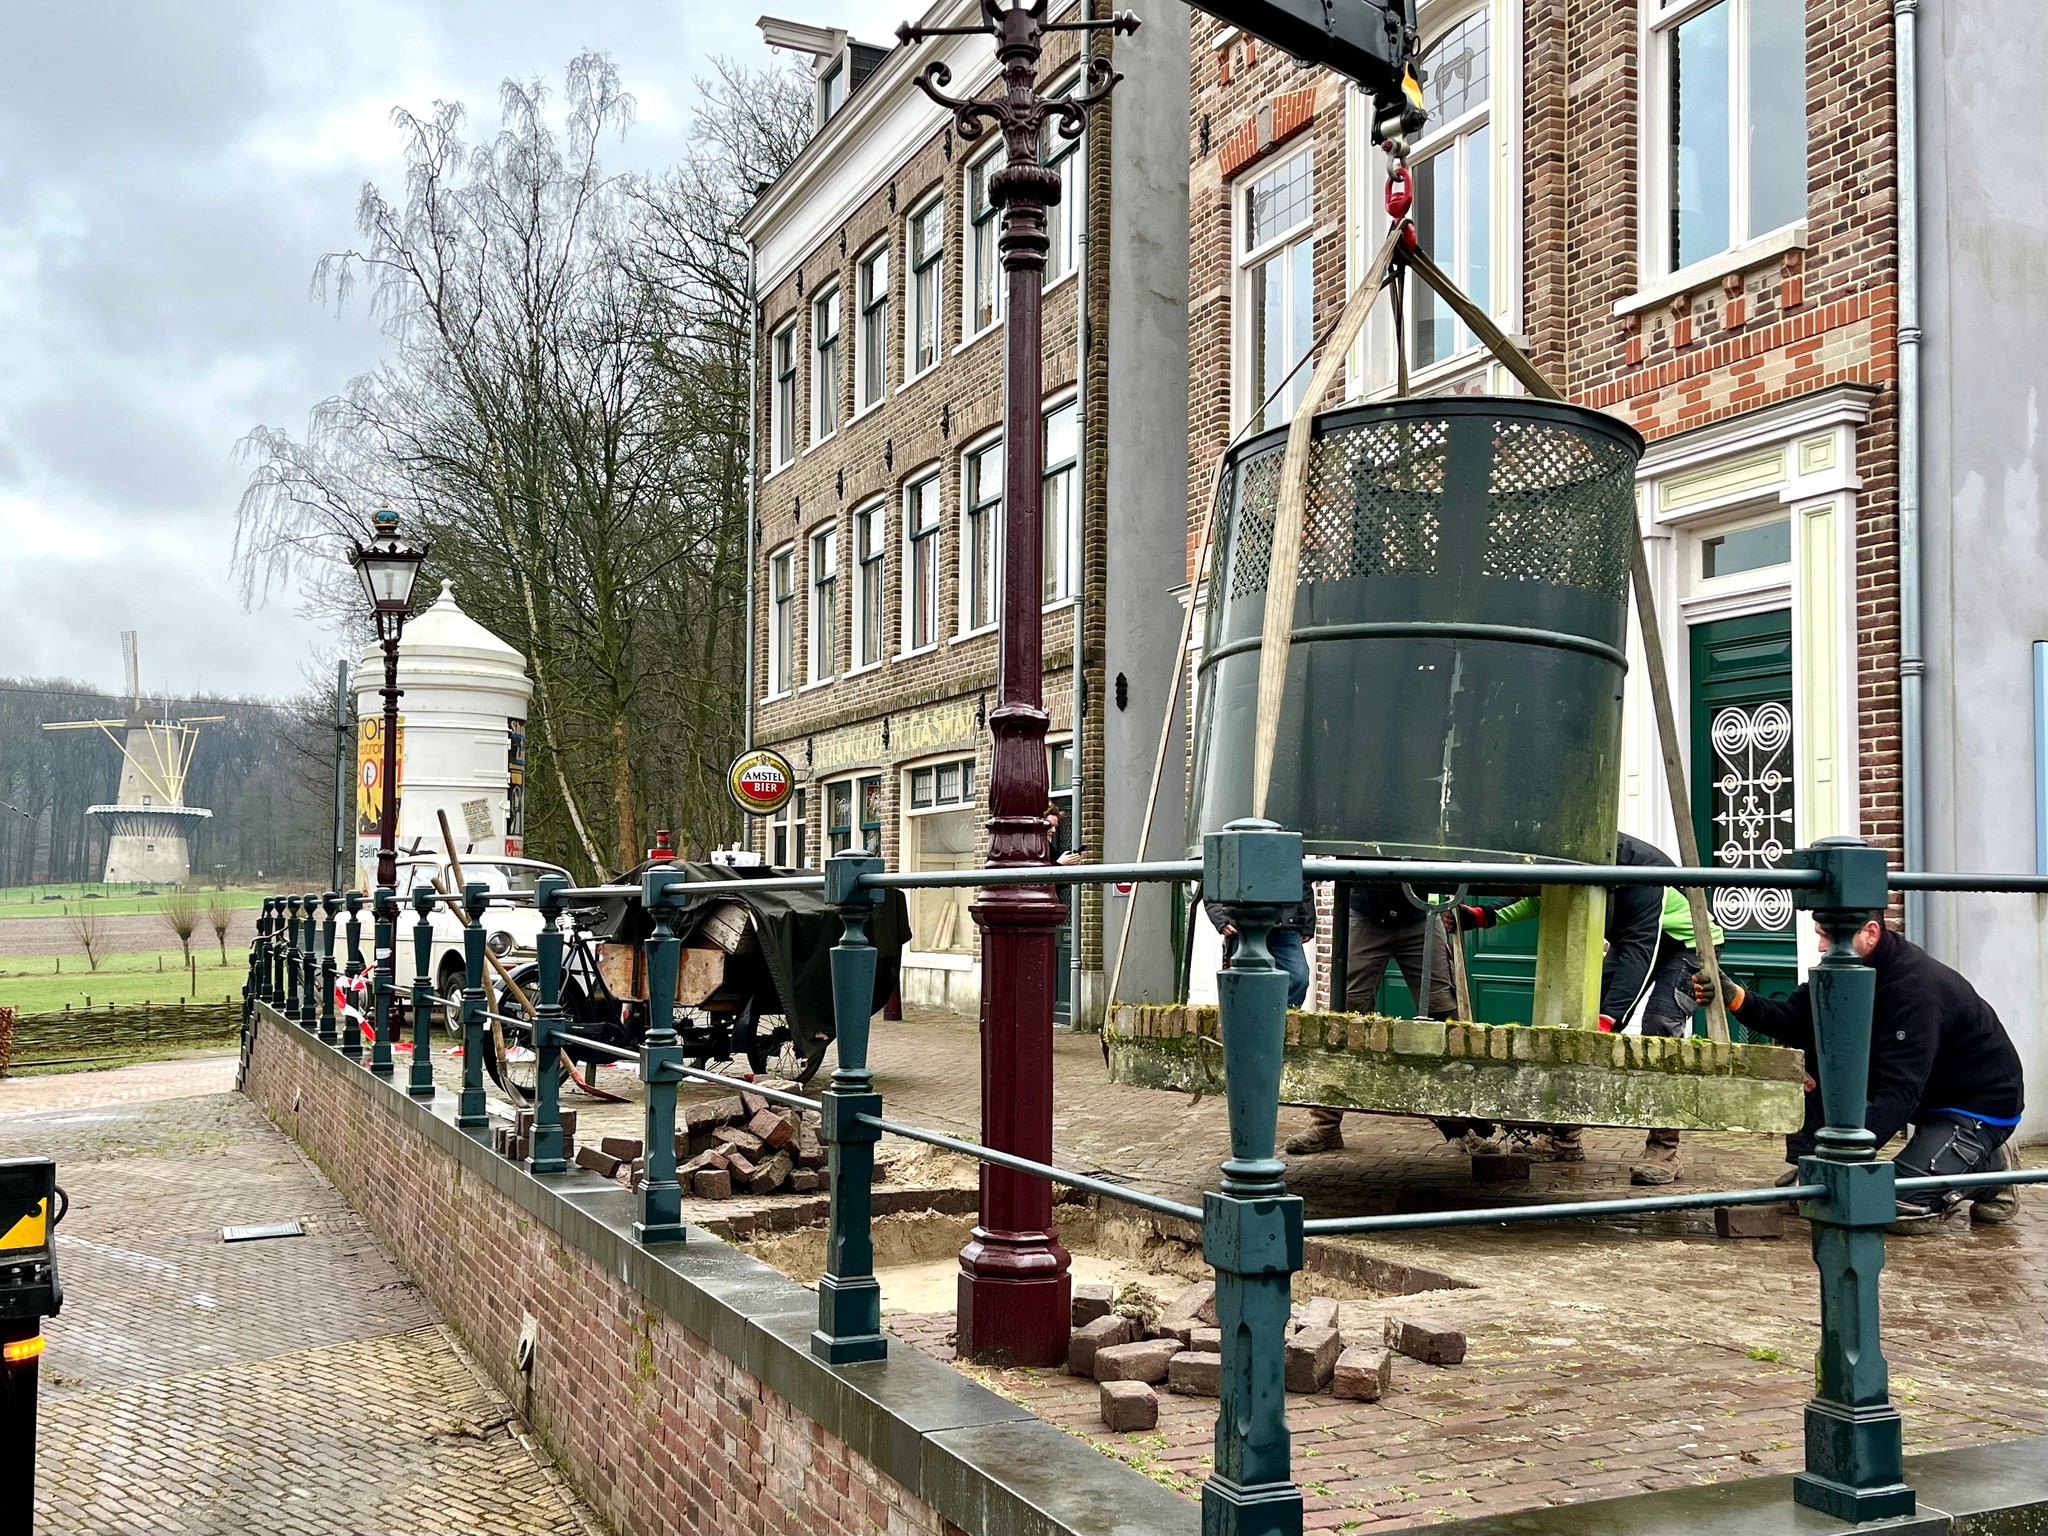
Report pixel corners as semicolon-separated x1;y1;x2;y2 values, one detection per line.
904;194;945;384
855;241;889;415
959;434;1003;638
963;145;1005;342
1640;0;1810;287
768;787;811;869
811;286;842;446
770;320;798;470
1233;145;1317;433
852;498;887;672
1042;72;1085;289
901;753;980;958
1402;7;1494;374
766;543;797;697
902;469;943;656
1041;394;1080;606
806;523;839;686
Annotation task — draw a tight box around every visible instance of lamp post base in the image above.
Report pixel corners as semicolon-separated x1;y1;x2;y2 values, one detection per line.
956;1231;1072;1368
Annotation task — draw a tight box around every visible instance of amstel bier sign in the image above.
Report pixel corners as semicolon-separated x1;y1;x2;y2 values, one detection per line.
727;747;795;817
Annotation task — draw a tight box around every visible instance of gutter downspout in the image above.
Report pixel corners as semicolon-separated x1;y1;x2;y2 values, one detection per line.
1896;0;1925;941
1070;0;1093;1028
743;241;760;759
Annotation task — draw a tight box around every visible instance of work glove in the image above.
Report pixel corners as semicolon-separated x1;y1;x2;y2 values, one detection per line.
1453;904;1495;932
1690;969;1745;1013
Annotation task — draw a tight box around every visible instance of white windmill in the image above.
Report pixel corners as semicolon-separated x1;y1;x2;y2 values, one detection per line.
42;633;222;886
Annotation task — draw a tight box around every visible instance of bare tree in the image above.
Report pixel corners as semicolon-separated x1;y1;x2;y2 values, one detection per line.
162;892;199;972
206;893;235;965
67;908;105;973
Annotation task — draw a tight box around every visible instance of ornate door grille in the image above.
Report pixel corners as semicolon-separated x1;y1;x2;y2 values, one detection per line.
1708;699;1795;932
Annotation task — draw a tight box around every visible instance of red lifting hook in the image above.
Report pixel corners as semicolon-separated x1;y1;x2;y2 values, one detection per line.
1384;164;1414;220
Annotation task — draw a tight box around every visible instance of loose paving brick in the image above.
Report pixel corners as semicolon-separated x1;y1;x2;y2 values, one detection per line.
0;1061;600;1536
1098;1379;1158;1432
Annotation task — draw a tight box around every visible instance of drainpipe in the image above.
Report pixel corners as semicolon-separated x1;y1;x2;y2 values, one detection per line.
1070;0;1093;1028
1895;0;1925;941
743;241;760;768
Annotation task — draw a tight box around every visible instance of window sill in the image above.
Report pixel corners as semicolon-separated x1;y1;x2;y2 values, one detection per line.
798;678;837;693
897;363;939;395
954;321;1001;356
847;399;886;429
802;430;839;457
762;460;796;484
951;625;998;645
1614;223;1808;318
844;660;883;678
1044;267;1078;297
895;642;941;662
759;690;793;706
1043;595;1078;616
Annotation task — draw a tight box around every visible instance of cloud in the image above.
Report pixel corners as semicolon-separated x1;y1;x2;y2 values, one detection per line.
0;1;909;700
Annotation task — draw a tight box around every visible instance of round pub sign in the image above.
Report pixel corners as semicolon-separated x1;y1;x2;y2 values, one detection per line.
727;748;795;817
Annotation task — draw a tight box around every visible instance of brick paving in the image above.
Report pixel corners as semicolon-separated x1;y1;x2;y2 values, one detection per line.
505;1006;2048;1528
0;1061;603;1535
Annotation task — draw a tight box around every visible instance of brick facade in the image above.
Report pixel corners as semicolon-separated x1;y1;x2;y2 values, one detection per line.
1184;2;1904;1007
745;12;1112;1017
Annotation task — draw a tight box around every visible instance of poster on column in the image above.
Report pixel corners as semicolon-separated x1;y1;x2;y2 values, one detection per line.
354;715;405;890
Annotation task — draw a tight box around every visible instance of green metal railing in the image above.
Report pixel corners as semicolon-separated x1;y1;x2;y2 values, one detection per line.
240;829;2048;1535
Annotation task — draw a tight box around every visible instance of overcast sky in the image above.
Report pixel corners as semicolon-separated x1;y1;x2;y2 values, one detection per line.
0;1;907;703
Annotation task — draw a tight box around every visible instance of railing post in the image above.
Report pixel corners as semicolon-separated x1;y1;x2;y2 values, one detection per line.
528;876;570;1175
319;893;342;1047
1203;818;1306;1536
408;888;437;1099
341;892;365;1059
813;852;887;1364
299;893;321;1031
1791;836;1914;1521
456;882;490;1129
635;869;688;1245
255;899;273;1006
370;887;397;1078
284;894;304;1022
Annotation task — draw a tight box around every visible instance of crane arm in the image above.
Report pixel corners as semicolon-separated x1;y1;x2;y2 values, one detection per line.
1195;0;1423;136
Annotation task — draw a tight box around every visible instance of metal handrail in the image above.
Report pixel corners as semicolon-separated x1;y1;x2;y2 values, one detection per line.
857;1112;1206;1224
553;1030;637;1063
1310;857;1826;890
858;859;1203;890
1301;1181;1826;1235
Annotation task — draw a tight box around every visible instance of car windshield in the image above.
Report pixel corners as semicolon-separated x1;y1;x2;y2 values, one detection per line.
396;860;565;898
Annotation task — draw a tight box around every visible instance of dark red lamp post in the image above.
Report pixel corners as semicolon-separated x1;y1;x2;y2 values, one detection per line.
905;0;1134;1366
347;507;429;893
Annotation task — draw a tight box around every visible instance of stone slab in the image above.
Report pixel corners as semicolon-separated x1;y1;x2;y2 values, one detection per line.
1107;1004;1806;1133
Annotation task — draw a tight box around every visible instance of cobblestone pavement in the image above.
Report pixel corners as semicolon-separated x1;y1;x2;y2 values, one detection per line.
500;1005;2048;1528
0;1065;604;1535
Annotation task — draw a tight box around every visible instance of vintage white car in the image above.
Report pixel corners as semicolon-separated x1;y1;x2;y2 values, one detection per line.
392;854;575;1003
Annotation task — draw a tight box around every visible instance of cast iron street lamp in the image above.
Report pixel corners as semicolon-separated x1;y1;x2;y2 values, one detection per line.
348;507;428;892
904;0;1132;1367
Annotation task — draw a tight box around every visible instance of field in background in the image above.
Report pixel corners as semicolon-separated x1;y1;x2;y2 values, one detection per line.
0;949;246;1013
0;884;274;921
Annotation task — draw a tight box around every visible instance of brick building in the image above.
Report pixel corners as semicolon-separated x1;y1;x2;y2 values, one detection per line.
1181;0;1909;1025
738;5;1192;1024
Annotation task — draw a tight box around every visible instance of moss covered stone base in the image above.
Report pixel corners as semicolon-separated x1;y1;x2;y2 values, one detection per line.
1107;1006;1807;1134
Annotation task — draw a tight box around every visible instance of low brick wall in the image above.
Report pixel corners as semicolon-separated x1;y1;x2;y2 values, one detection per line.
243;1005;1189;1536
1109;1004;1808;1132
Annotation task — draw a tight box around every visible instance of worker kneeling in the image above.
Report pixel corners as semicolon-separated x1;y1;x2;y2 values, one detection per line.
1695;918;2024;1235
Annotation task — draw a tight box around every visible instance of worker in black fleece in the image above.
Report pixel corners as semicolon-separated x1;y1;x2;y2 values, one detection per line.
1695;917;2025;1233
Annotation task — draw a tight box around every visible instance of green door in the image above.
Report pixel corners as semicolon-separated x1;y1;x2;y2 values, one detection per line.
1371;920;1536;1024
1690;610;1800;1025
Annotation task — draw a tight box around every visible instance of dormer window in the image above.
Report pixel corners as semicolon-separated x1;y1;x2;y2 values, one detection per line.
820;59;847;124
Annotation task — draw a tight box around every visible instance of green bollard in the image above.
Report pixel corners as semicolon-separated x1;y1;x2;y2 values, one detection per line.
1202;818;1305;1536
527;876;570;1175
1792;837;1914;1520
340;892;365;1058
370;888;397;1078
319;894;342;1047
456;882;490;1128
408;888;437;1099
812;852;887;1364
635;870;687;1245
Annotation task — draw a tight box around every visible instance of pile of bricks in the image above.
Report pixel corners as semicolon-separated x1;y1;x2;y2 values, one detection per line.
1070;1280;1467;1433
569;1091;831;1200
493;1108;578;1162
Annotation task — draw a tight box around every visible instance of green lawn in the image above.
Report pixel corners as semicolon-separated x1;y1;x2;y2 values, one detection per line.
0;949;248;1013
0;885;272;922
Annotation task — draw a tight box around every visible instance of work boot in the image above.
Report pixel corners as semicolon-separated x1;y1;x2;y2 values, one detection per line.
1972;1142;2021;1225
1542;1126;1585;1163
1629;1129;1682;1186
1774;1166;1802;1187
1284;1112;1346;1157
1887;1201;1972;1237
1455;1128;1502;1158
